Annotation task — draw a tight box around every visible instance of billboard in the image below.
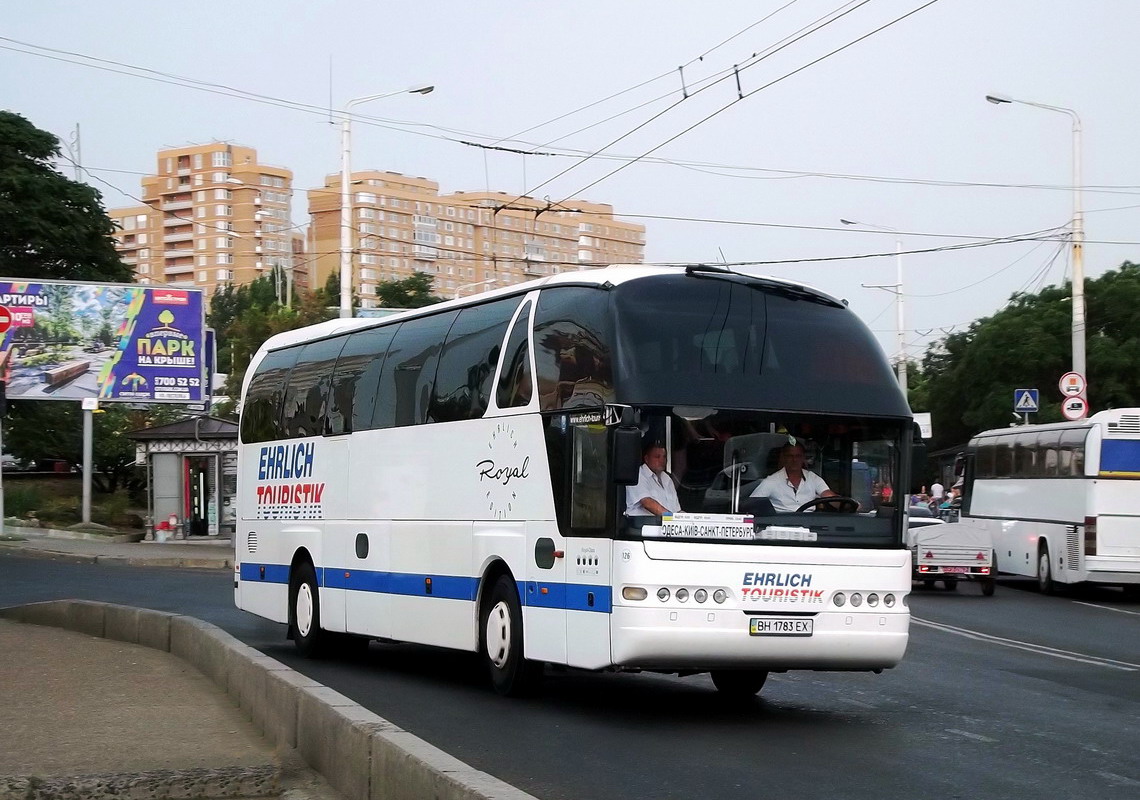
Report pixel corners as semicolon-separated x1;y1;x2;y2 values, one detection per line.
0;279;206;404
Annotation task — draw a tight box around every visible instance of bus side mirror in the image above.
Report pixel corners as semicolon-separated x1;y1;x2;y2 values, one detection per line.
613;427;642;486
910;440;927;492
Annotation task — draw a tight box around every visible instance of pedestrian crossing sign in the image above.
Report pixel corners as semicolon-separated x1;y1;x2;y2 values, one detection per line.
1014;388;1039;413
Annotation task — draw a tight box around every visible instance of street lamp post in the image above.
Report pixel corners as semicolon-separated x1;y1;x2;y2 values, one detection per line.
841;218;907;394
986;93;1085;402
453;278;498;300
339;84;434;318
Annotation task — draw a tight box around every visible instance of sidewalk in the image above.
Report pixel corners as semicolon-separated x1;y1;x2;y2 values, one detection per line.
0;525;233;569
0;617;341;800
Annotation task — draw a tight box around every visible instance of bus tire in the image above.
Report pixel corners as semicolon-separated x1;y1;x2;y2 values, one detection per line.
481;575;541;696
1037;542;1055;595
290;562;326;658
711;669;769;698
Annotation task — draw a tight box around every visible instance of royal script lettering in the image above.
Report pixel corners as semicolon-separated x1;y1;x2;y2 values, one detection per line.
477;456;530;485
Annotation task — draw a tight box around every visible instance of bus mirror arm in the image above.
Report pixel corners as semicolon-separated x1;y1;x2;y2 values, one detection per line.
613;426;642;486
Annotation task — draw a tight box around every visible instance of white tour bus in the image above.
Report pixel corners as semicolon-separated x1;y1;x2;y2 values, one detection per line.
951;409;1140;596
235;265;920;696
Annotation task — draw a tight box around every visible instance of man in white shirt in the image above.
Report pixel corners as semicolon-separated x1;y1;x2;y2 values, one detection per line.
929;480;945;509
750;442;837;512
626;442;681;516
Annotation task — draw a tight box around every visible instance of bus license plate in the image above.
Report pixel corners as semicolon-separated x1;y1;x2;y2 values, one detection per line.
749;618;813;637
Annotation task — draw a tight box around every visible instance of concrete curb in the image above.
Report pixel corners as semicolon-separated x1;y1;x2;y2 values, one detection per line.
0;543;231;569
0;601;537;800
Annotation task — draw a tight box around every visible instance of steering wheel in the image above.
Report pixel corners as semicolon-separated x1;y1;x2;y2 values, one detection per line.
795;495;860;513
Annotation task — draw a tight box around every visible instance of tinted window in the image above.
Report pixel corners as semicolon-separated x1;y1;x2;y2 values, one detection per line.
281;337;345;438
375;311;458;428
974;439;995;479
240;347;299;444
534;287;614;411
430;298;518;423
1013;432;1038;477
993;439;1013;477
612;275;906;416
1059;428;1087;476
1039;431;1060;476
496;302;532;409
327;325;398;435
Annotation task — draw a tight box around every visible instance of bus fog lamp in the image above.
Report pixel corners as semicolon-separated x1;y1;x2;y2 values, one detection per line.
623;587;648;601
867;593;879;607
713;589;728;604
833;592;846;607
676;588;690;602
694;589;708;603
850;593;863;607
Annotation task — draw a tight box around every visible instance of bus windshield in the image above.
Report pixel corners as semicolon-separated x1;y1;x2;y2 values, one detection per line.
625;407;906;549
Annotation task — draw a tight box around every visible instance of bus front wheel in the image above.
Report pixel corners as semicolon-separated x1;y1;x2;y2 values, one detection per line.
481;575;541;696
711;669;769;698
1037;542;1055;595
290;562;326;658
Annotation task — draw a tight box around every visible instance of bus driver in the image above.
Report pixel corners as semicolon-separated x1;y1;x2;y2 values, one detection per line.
626;441;681;517
750;442;839;512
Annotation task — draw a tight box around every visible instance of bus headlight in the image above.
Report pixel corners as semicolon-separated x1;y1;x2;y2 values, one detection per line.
850;593;863;607
867;593;880;607
676;588;690;602
884;593;896;607
657;588;670;602
694;589;708;603
713;589;728;604
623;587;648;601
833;592;846;607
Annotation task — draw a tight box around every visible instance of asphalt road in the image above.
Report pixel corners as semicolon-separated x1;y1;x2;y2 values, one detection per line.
2;553;1137;799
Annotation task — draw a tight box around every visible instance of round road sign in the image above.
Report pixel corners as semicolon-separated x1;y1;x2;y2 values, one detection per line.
1061;395;1088;421
1059;371;1086;396
0;305;10;334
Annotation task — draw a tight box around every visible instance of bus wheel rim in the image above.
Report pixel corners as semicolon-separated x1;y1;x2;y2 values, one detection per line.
486;600;511;669
296;583;314;637
1039;552;1049;584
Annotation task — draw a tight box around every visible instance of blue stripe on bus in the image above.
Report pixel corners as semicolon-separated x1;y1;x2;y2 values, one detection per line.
1100;439;1140;475
238;562;610;612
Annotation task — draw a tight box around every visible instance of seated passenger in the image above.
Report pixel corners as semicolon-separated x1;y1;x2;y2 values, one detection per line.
750;442;838;512
625;441;681;517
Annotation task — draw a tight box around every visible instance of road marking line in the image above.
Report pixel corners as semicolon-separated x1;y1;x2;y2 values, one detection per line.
945;728;997;743
912;617;1140;671
1073;601;1140;617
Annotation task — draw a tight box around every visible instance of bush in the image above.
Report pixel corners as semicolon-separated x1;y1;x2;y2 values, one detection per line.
5;485;44;518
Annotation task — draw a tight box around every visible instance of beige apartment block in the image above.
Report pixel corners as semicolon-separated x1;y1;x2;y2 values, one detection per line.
307;170;645;307
109;144;297;298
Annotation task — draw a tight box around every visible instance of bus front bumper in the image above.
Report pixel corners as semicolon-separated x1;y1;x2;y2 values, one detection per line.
610;605;910;671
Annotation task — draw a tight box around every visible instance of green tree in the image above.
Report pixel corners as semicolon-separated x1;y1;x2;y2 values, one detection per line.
375;271;443;309
917;261;1140;451
0;111;130;282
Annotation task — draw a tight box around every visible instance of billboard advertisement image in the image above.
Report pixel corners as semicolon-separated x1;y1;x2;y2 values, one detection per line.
0;280;206;404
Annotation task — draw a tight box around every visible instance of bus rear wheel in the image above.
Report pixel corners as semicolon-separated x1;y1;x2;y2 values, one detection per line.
711;669;769;698
290;562;326;658
481;575;541;696
1037;542;1055;595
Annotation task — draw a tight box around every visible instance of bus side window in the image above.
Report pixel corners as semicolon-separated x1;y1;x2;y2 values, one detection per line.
533;287;614;412
430;298;517;423
239;347;299;444
328;325;397;435
994;439;1013;478
1059;428;1087;476
1040;432;1061;476
281;337;345;439
382;311;458;427
496;301;533;409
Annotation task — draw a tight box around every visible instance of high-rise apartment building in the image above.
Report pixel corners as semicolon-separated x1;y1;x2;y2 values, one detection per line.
307;170;645;307
109;144;301;297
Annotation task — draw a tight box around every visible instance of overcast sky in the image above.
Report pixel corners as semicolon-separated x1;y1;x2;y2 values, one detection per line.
4;0;1138;365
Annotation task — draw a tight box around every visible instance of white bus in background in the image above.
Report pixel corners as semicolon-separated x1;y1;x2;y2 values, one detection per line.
952;409;1140;596
235;265;922;697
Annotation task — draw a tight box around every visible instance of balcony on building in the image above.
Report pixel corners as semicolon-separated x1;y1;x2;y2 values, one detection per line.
164;230;193;244
164;248;195;260
163;199;192;211
164;263;194;276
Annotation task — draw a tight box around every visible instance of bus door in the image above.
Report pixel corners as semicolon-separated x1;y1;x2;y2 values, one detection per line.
545;414;613;669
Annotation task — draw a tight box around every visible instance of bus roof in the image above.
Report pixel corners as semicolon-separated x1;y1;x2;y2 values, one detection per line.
253;264;847;356
970;408;1140;440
